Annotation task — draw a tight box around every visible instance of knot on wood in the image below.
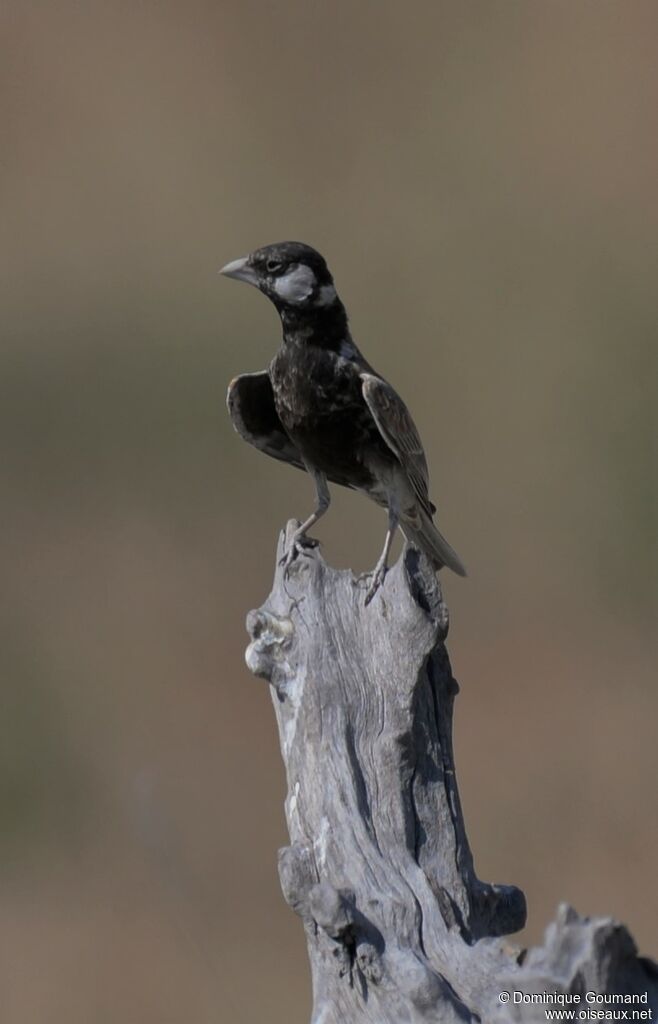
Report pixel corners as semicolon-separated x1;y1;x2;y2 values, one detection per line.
309;883;386;987
245;608;294;687
471;881;528;939
354;941;383;985
310;881;357;941
278;844;317;916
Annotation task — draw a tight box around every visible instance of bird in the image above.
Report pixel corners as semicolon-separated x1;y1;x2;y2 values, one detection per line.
221;241;466;603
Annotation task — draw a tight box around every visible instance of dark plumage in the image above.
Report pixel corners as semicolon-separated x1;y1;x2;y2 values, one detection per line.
221;241;466;602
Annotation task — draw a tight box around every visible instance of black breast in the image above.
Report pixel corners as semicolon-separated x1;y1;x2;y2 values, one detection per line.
269;341;393;491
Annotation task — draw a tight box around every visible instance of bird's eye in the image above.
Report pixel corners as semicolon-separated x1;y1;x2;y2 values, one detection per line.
266;258;283;274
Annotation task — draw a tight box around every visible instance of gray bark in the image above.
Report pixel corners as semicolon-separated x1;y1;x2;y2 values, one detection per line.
245;521;657;1023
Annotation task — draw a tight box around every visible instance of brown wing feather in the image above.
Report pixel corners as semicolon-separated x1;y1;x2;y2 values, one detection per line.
227;371;305;470
360;373;435;517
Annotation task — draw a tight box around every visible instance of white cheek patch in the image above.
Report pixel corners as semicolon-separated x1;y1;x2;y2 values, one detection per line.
316;283;337;306
274;263;317;304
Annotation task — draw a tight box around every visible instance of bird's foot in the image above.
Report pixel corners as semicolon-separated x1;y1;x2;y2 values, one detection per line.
279;533;320;576
363;560;389;606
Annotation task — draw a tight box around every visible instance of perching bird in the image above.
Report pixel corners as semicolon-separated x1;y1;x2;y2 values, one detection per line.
221;241;466;603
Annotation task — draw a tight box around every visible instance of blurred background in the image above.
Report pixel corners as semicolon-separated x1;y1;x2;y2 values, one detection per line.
1;1;656;1020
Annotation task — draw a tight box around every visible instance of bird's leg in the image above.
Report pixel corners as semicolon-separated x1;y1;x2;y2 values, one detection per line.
280;470;330;575
364;499;399;605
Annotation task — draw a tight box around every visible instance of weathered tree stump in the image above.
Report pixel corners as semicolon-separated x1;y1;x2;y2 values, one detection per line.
245;522;657;1023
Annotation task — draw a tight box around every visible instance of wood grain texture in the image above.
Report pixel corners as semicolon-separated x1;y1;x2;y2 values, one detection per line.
245;522;657;1023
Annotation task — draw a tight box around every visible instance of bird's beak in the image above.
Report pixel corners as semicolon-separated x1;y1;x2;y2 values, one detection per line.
219;256;258;286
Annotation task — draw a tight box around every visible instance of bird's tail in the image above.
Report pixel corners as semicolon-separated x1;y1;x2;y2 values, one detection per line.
401;512;467;577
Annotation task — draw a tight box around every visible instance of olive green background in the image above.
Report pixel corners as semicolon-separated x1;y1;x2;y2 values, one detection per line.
1;2;656;1021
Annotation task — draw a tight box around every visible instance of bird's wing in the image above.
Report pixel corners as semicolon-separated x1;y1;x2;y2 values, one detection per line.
227;371;306;471
360;372;436;517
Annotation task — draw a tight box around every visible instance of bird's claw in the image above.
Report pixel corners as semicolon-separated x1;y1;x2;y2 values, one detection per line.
364;563;388;605
279;534;319;575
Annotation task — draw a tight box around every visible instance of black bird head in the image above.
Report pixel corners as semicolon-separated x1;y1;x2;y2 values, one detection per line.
220;241;339;314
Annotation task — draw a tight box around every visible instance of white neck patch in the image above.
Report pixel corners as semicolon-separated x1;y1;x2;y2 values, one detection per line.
315;283;337;306
274;264;317;304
